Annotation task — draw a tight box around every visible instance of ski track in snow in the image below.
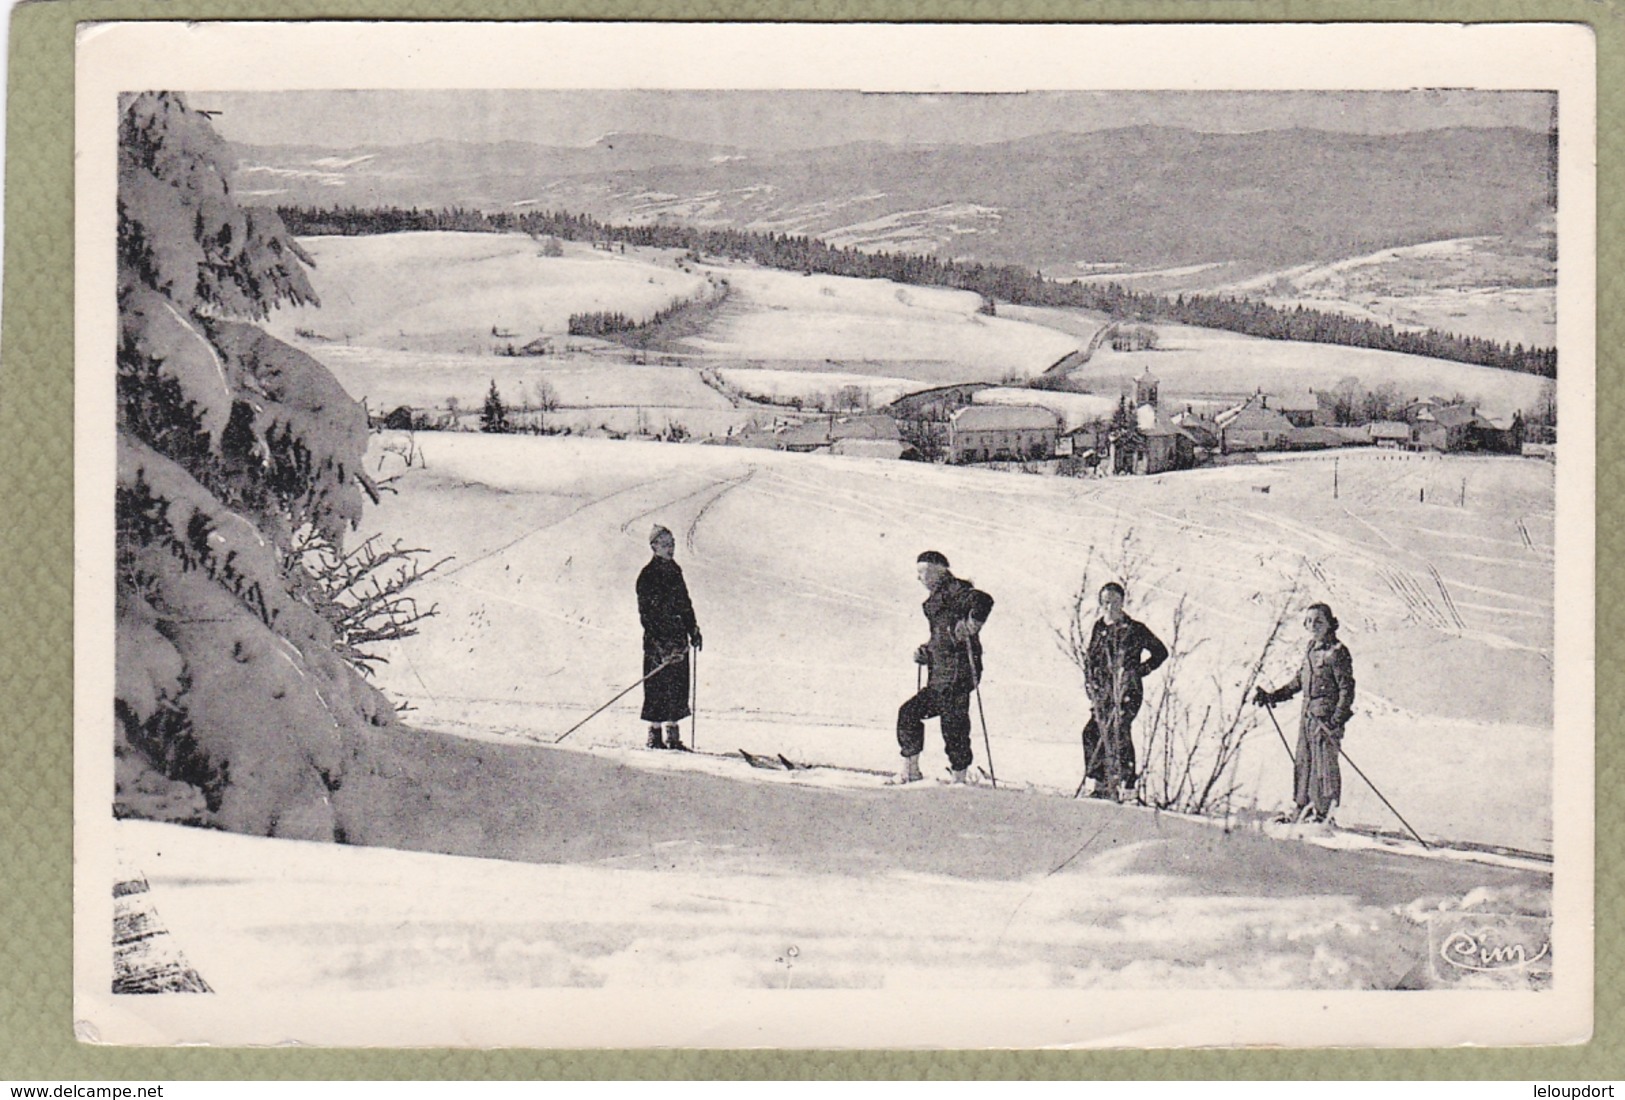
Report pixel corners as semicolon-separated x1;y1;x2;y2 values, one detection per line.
684;469;756;551
359;437;1554;856
437;471;684;582
101;434;1565;1012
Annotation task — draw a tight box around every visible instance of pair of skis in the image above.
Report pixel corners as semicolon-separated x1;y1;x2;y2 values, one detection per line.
743;749;992;786
1259;701;1430;850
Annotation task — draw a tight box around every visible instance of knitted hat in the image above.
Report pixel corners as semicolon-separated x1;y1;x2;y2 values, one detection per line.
650;524;674;546
916;550;950;567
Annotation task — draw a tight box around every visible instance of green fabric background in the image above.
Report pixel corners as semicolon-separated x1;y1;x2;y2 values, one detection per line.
2;1;1614;1078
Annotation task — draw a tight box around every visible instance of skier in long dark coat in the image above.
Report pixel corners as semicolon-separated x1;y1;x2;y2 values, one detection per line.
1080;582;1167;800
1254;602;1355;823
892;550;994;785
637;525;702;750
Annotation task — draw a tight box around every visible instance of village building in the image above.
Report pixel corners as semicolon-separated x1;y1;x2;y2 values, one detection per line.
1057;422;1107;469
1403;397;1443;423
1415;404;1496;452
946;404;1061;464
1369;420;1412;448
1471;414;1523;455
887;383;995;461
1216;400;1295;452
379;405;417;431
1168;410;1221;451
771;413;903;454
1099;367;1198;474
1261;389;1327;428
1132;422;1196;472
1132;366;1160;415
1283;426;1346;451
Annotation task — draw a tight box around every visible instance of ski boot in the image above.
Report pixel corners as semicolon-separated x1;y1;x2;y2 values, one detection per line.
646;725;666;750
885;754;924;786
949;768;970;786
664;723;690;752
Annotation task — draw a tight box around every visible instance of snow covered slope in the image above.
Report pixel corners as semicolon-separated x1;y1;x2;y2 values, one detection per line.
106;736;1549;1009
263;232;710;353
359;434;1553;855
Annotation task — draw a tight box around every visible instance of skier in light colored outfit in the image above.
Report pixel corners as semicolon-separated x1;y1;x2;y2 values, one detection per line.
1254;602;1356;823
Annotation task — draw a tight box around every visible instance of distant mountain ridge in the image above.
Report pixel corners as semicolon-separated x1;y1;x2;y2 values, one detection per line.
230;125;1555;275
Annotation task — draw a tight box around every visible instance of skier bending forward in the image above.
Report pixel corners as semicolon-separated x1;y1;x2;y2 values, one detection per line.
893;550;994;785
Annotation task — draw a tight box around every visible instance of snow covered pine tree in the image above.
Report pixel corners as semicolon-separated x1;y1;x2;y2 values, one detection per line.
114;92;407;841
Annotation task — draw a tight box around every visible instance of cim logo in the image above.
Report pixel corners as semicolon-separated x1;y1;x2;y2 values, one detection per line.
1430;915;1553;986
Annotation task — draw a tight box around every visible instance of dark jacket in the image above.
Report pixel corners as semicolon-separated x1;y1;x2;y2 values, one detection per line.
1084;615;1168;708
1263;638;1356;730
637;556;698;659
921;575;994;694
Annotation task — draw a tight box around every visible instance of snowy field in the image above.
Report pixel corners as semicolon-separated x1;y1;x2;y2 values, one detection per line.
996;302;1110;346
301;345;773;437
1072;324;1553;421
819;201;1003;255
681;266;1079;382
1216;235;1556;350
97;405;1561;1022
262;232;709;353
263;235;1551;436
108;772;1549;1019
358;434;1553;856
311;345;733;418
715;367;920;409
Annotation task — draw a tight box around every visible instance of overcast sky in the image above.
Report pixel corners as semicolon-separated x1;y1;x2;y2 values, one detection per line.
189;89;1555;150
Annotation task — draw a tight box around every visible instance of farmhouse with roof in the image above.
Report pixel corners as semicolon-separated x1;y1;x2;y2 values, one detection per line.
1262;389;1325;428
1415;404;1496;452
1216;398;1294;452
1370;420;1412;448
1284;426;1347;451
770;414;904;454
947;405;1061;464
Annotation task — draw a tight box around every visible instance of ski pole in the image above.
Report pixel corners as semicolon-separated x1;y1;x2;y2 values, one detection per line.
1330;730;1431;851
1074;721;1091;798
1261;700;1297;766
554;653;681;745
690;644;698;750
1263;704;1430;850
965;636;996;788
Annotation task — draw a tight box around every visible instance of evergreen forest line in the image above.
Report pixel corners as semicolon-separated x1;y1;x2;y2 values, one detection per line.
275;204;1558;379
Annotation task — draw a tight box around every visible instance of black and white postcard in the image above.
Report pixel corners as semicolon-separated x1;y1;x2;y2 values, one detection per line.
74;21;1595;1047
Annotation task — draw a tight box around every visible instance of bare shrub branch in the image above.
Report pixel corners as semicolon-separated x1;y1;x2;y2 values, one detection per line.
1058;527;1302;817
284;526;452;677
